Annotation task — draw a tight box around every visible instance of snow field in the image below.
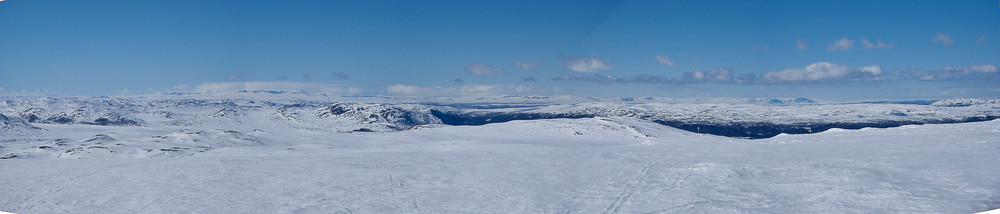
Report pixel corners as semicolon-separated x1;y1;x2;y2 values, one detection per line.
1;117;998;213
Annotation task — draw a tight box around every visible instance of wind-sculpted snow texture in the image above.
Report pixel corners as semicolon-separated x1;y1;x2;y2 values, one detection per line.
1;94;1000;213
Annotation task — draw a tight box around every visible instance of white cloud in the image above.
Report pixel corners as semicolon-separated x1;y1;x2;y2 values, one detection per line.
563;57;612;73
795;39;808;50
934;33;954;46
465;63;504;75
947;64;998;73
514;61;540;71
459;85;499;93
115;88;132;95
861;39;894;49
386;85;442;95
764;62;848;81
552;68;753;84
895;64;997;80
683;69;732;82
861;40;875;48
0;87;57;97
654;55;677;66
970;64;998;73
827;37;855;51
386;84;533;96
460;84;531;94
189;81;345;94
858;65;883;76
761;62;882;82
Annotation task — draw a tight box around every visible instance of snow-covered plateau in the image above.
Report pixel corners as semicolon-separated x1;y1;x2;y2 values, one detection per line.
1;94;999;213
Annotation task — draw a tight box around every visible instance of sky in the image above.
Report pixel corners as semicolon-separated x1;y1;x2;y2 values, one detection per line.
1;0;998;100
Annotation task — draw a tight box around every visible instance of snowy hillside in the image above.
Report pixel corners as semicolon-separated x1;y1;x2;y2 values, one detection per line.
2;95;999;139
0;113;38;137
1;94;999;213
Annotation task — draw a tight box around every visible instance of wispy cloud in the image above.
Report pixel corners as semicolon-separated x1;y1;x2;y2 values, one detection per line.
934;33;954;46
0;87;58;97
654;54;677;66
465;63;504;75
552;68;752;84
761;62;882;82
385;84;532;96
896;64;998;80
827;37;855;51
514;61;540;71
276;75;289;80
795;39;808;50
979;35;987;44
518;77;537;83
553;74;677;84
954;64;997;73
386;85;442;95
449;78;465;84
302;74;312;79
460;84;531;94
554;62;889;85
228;74;246;79
563;57;612;73
861;39;894;49
182;81;346;94
554;62;994;86
683;69;733;83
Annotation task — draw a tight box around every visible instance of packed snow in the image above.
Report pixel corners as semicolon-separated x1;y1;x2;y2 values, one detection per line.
1;94;999;213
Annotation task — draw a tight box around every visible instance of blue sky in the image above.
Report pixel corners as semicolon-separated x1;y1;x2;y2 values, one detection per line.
1;0;998;100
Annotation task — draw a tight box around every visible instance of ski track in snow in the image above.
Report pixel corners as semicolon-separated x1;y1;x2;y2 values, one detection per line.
603;162;656;214
1;97;999;213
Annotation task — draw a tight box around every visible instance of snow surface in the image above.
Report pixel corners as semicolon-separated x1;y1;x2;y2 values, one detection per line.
1;95;999;213
979;208;1000;214
3;96;999;137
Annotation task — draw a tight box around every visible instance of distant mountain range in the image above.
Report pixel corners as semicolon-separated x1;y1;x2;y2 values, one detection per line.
2;94;998;139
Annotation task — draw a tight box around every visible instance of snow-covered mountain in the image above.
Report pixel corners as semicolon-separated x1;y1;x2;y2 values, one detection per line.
2;95;998;138
0;112;38;136
2;94;1000;162
2;94;1000;213
1;94;998;160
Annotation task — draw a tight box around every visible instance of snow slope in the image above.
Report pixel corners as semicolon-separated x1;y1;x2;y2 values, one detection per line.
1;115;999;213
0;113;37;136
2;96;999;139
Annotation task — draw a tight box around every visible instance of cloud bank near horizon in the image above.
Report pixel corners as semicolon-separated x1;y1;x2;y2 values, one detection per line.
553;62;996;85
